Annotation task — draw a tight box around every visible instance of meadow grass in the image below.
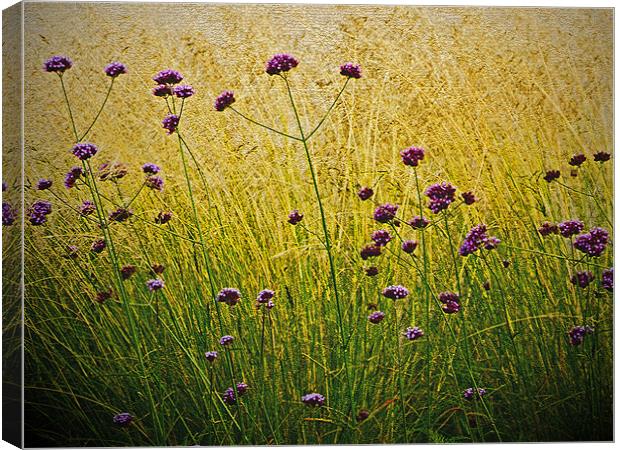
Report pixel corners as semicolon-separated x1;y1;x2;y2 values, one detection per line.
8;4;613;445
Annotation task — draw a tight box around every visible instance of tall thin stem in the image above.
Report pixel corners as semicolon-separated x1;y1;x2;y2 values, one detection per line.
305;78;350;141
58;74;79;142
79;78;114;141
229;107;302;141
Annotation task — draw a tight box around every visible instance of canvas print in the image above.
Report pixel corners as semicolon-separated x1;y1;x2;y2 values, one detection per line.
2;2;613;446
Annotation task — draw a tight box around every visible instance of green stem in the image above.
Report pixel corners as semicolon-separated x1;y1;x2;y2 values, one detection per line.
79;78;114;141
305;78;350;141
229;107;302;141
58;74;79;142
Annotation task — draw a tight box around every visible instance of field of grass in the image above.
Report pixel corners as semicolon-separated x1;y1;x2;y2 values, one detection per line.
4;4;613;446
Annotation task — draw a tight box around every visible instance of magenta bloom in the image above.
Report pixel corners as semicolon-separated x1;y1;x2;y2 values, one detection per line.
152;84;172;97
217;288;241;306
360;244;381;260
113;412;133;427
382;285;409;300
153;69;183;85
368;311;385;324
266;54;299;75
214;91;235;111
91;239;106;253
558;219;584;238
568;325;594;345
538;221;559;236
569;154;586;167
36;179;52;190
463;388;486;400
162;114;179;134
602;268;613;291
108;208;133;223
439;292;460;314
72;143;98;160
425;182;456;213
142;163;161;174
28;200;52;225
461;192;476;205
64;166;83;189
340;62;362;79
544;170;560;183
373;203;398;223
173;84;194;98
371;229;392;247
145;176;164;191
570;271;595;289
220;335;234;346
79;200;95;216
2;202;16;226
301;393;325;407
408;216;430;229
400;146;425;167
357;186;374;201
288;209;303;225
401;240;418;254
146;279;164;291
44;55;72;73
104;62;127;78
365;266;379;277
593;151;611;162
205;351;218;362
403;326;424;341
459;224;500;256
573;227;609;257
256;289;275;304
155;211;173;224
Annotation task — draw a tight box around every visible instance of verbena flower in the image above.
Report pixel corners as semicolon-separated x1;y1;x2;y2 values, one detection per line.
205;351;218;362
382;285;409;300
104;62;127;78
98;162;128;181
2;181;6;191
461;191;476;205
425;182;456;213
403;326;424;341
360;244;381;260
95;290;112;304
357;186;374;201
439;292;460;314
257;289;275;304
36;179;52;190
558;219;584;238
602;268;613;291
109;208;133;223
265;54;299;75
64;166;83;189
142;163;161;174
459;224;500;256
408;216;430;229
373;203;398;223
265;300;275;310
301;393;325;407
371;229;392;246
568;325;594;345
538;221;559;236
593;151;611;162
64;245;78;259
222;387;236;405
502;259;511;268
91;239;106;253
112;412;133;427
340;62;362;79
220;335;234;346
401;240;418;254
28;200;52;225
356;410;370;422
146;278;165;291
573;227;609;257
155;211;172;224
153;69;183;85
570;271;595;289
217;288;241;306
543;170;560;182
288;209;303;225
173;85;194;98
365;266;379;276
400;146;424;167
151;263;165;274
44;55;72;73
463;387;486;400
214;91;235;111
79;200;95;216
2;202;16;226
72;143;98;160
120;265;136;280
569;154;586;167
236;382;249;396
152;84;172;97
162;114;180;134
145;176;164;191
483;280;491;291
368;311;385;324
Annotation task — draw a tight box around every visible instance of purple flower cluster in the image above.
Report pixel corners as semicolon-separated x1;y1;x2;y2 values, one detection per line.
146;278;165;291
222;383;249;405
365;266;379;276
439;292;460;314
109;208;133;223
557;219;584;238
569;154;586;167
112;412;133;427
568;325;594;346
36;179;52;190
602;268;613;291
538;221;559;237
340;62;362;79
64;167;83;189
401;240;418;254
162;114;179;134
593;151;611;162
120;265;136;280
463;387;487;400
2;202;16;226
153;69;183;85
44;55;73;73
459;224;500;257
104;62;127;78
400;146;425;167
573;227;609;257
543;170;560;183
371;229;392;246
155;211;173;224
146;176;164;191
368;311;385;324
360;244;381;260
408;216;429;229
205;351;218;362
173;85;194;98
79;200;95;216
461;192;476;205
72;143;98;160
142;163;161;174
28;200;52;225
301;392;325;407
382;285;409;300
403;326;424;341
288;209;303;225
220;335;234;346
373;203;398;223
265;54;299;75
570;271;594;289
357;186;374;201
256;289;275;304
91;239;106;253
152;85;172;97
214;91;235;111
425;182;456;213
217;288;241;306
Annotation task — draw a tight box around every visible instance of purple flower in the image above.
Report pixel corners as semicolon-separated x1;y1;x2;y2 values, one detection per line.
301;392;325;407
153;69;183;85
28;200;52;225
400;146;424;167
425;182;456;213
222;387;236;405
403;326;424;341
112;412;133;427
146;278;165;291
104;62;127;78
439;292;460;314
220;335;234;346
401;240;418;254
95;290;113;304
573;227;609;257
356;410;370;422
79;200;95;216
558;219;584;238
120;265;136;280
64;245;79;259
459;224;500;256
360;244;382;260
91;239;106;253
371;229;392;247
538;221;559;237
44;55;72;73
152;84;172;97
155;211;173;224
36;179;52;190
2;181;6;191
265;300;275;310
569;154;586;167
544;170;560;183
463;388;486;400
173;84;194;98
602;268;613;291
265;54;299;76
502;259;511;268
288;209;303;225
461;191;476;205
64;166;83;189
217;288;241;306
2;202;16;226
340;62;362;79
162;114;180;134
365;266;379;276
257;289;275;304
151;263;165;275
236;382;249;396
408;216;430;229
72;143;98;160
109;208;133;223
368;311;385;324
382;285;409;300
145;176;164;191
357;186;374;201
214;91;235;111
142;163;161;174
593;151;611;162
568;325;594;345
373;203;398;223
205;351;218;362
570;271;595;289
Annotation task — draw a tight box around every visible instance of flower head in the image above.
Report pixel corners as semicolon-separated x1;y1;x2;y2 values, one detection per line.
64;245;79;259
2;181;6;191
602;268;613;291
288;209;303;225
120;265;136;280
109;208;133;223
463;387;486;400
222;387;236;404
2;202;16;226
152;84;172;97
382;285;409;300
439;292;460;314
573;227;609;257
44;55;72;73
91;239;106;253
64;166;83;189
373;203;399;223
145;176;164;191
538;221;559;237
151;263;165;274
401;240;418;254
205;351;218;362
400;146;424;167
570;271;595;289
357;186;374;201
403;326;424;341
301;392;325;407
28;200;52;225
146;278;164;291
142;163;161;174
217;288;241;306
173;84;194;98
459;224;500;256
461;191;476;205
72;143;98;161
257;289;275;304
153;69;183;85
368;311;385;324
36;179;52;190
543;170;560;183
593;151;611;162
104;62;127;77
220;335;234;346
214;90;235;111
356;410;370;422
155;211;173;224
558;219;584;238
425;182;456;213
162;114;179;134
340;62;362;79
113;412;133;427
79;200;95;216
236;382;249;396
98;162;128;181
266;54;299;75
360;244;381;260
569;154;586;167
95;290;113;304
365;266;379;276
568;325;594;345
408;216;430;229
371;229;392;247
